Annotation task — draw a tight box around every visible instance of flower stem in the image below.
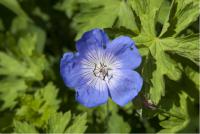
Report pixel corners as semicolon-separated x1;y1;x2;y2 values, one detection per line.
104;102;110;130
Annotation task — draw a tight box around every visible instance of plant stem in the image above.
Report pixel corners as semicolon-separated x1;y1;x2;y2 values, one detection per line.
104;102;110;130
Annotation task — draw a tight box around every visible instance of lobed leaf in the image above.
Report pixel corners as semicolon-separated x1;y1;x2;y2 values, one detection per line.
15;83;60;127
107;112;131;133
47;111;71;133
54;0;78;18
145;39;181;104
163;34;199;65
13;121;38;133
158;91;199;133
72;0;138;39
0;0;29;20
65;113;87;133
0;78;27;111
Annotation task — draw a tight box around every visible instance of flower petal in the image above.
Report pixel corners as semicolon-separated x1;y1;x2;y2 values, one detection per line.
76;29;109;55
107;70;143;106
60;52;83;88
75;78;108;107
107;36;142;69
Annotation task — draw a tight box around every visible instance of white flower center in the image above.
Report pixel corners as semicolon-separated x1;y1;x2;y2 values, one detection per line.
93;62;112;80
80;49;122;85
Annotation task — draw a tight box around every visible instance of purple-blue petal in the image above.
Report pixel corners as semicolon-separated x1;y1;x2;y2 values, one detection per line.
76;29;110;55
106;36;142;69
75;81;109;108
108;70;143;106
60;52;83;88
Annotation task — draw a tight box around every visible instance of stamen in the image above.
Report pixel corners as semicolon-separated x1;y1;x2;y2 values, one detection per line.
93;62;112;81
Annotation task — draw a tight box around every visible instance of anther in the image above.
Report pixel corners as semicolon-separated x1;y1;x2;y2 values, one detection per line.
93;62;112;81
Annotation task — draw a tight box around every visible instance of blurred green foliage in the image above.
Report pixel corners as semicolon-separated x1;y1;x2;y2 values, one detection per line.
0;0;199;133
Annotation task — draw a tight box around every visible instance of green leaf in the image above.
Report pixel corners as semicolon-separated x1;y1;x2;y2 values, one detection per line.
54;0;78;18
11;16;46;53
47;111;71;133
158;91;199;133
11;16;28;33
47;111;87;133
107;112;131;133
157;0;170;24
159;0;199;37
142;52;155;84
14;111;87;133
163;34;199;65
65;113;87;133
0;30;47;81
18;33;37;56
13;121;38;133
129;0;198;105
159;0;176;37
32;7;49;21
184;66;199;89
0;78;27;111
174;0;199;36
15;82;60;127
148;39;181;104
0;0;29;20
131;0;198;105
129;0;164;36
0;51;27;77
0;51;46;81
28;25;46;53
72;0;138;39
0;112;14;132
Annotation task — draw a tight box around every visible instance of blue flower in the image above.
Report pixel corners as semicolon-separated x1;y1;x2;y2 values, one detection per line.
60;29;143;108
